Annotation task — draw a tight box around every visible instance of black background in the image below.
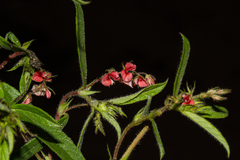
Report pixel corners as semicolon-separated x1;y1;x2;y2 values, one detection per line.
0;0;239;160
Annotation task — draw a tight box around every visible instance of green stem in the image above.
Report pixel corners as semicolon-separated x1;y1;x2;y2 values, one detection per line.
77;106;95;150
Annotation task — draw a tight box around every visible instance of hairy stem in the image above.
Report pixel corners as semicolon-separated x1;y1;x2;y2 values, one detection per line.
120;125;149;159
113;105;169;160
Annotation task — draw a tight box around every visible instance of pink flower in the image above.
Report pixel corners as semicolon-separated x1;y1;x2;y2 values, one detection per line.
182;95;195;105
46;89;51;99
134;76;148;88
145;74;155;86
121;62;136;82
101;71;120;86
32;70;52;82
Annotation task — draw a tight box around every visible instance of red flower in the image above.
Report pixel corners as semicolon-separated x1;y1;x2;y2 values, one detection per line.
32;70;52;82
101;71;120;86
182;94;195;105
134;76;148;88
121;62;136;82
145;74;155;86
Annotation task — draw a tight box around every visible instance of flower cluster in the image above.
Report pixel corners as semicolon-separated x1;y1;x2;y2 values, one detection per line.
101;62;155;88
22;70;53;104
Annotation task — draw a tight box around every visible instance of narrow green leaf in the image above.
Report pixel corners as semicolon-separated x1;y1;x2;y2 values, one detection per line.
10;138;44;160
196;105;228;119
133;96;152;122
0;82;20;105
8;57;29;72
73;1;87;87
107;143;113;160
5;32;21;47
0;139;9;160
173;33;190;96
22;40;34;50
101;112;121;141
109;80;168;105
72;0;91;5
0;36;12;50
181;111;230;157
12;104;86;160
150;119;165;160
77;107;95;150
78;90;100;96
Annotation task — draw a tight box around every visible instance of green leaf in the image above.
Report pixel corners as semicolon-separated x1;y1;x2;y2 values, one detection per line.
0;82;20;106
0;139;9;160
12;104;86;160
181;111;230;158
196;105;228;119
11;104;60;129
78;90;100;96
173;33;190;97
6;126;14;154
5;32;21;47
57;115;69;129
109;80;168;105
133;95;152;122
101;111;121;141
77;107;95;150
73;1;88;87
72;0;91;5
107;143;113;160
0;102;10;117
8;57;29;72
19;70;31;94
22;40;34;50
10;138;44;160
150;119;165;160
0;36;12;50
11;116;71;160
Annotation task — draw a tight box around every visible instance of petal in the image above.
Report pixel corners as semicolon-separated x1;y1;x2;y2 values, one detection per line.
138;79;148;88
183;94;190;101
46;89;51;99
32;75;43;82
189;99;195;105
109;71;120;81
101;74;113;86
125;62;136;71
121;70;133;82
121;80;133;88
135;76;148;87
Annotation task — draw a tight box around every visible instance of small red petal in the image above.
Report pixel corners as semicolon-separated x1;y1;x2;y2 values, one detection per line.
109;71;120;81
101;74;112;86
121;70;133;82
189;99;195;105
125;62;136;71
46;89;51;99
32;76;43;82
